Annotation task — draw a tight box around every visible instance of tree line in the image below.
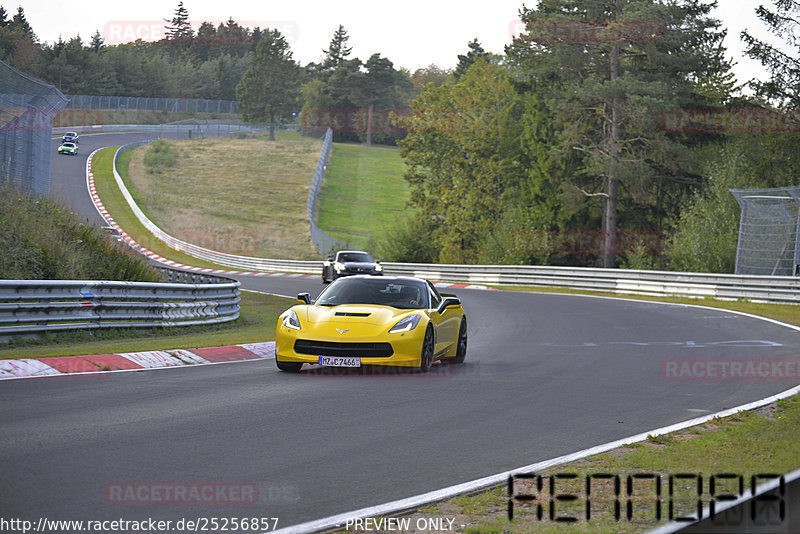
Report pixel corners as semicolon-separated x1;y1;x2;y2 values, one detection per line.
2;1;798;272
0;4;255;99
381;0;800;272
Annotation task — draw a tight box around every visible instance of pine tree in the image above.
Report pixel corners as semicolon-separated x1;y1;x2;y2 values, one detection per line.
454;39;489;79
165;1;192;43
742;0;800;108
0;6;9;27
236;29;301;140
508;0;728;267
90;29;103;52
322;25;352;69
10;6;32;37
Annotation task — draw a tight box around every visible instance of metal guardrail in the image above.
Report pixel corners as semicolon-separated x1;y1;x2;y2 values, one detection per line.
381;262;800;304
0;268;240;340
104;136;800;304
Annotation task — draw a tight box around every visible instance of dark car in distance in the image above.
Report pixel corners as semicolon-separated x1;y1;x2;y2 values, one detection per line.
322;250;383;283
62;131;79;143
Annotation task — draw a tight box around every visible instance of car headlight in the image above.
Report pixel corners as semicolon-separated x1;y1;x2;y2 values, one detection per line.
281;310;301;330
374;264;383;272
389;314;421;333
334;262;345;272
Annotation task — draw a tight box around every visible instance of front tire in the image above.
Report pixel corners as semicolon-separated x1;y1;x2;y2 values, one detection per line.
418;327;434;372
276;360;303;373
452;317;467;364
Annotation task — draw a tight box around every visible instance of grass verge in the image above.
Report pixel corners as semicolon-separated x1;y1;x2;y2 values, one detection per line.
316;143;410;252
92;146;241;271
0;291;289;359
395;395;800;533
0;182;158;281
122;135;321;259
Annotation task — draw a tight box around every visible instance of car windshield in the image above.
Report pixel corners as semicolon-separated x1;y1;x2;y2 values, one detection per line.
316;278;428;309
62;143;75;147
337;252;373;263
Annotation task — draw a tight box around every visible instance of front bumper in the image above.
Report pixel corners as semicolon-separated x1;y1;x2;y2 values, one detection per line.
334;269;383;277
276;323;423;367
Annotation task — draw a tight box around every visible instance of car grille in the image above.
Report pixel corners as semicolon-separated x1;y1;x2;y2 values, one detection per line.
294;340;394;358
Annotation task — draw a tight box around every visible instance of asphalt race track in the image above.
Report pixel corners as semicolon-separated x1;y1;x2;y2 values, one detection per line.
1;132;799;530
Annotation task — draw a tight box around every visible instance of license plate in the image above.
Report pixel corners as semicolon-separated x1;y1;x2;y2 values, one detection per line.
318;356;361;368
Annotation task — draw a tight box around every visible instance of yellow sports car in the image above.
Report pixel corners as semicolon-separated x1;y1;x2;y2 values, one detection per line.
275;276;467;373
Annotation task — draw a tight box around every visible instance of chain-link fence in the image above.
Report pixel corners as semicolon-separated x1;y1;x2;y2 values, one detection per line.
731;186;800;276
0;59;67;196
64;94;238;114
52;119;266;138
307;128;350;257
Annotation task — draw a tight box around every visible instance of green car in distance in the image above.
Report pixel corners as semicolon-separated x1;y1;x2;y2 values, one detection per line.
58;142;78;156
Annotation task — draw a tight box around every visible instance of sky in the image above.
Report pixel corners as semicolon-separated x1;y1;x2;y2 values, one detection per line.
16;0;790;88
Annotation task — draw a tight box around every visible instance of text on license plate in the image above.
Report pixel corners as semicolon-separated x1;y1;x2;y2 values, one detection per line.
318;356;361;367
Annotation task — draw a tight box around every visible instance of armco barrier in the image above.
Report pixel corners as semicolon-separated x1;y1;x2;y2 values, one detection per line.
382;262;800;304
0;268;240;340
104;139;800;304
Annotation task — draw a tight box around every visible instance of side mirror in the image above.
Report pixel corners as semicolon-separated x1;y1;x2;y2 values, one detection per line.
297;293;311;305
438;296;461;314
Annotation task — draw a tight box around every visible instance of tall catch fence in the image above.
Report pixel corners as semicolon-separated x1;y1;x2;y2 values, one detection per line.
53;119;264;138
64;94;238;114
0;59;67;196
731;186;800;276
307;128;350;256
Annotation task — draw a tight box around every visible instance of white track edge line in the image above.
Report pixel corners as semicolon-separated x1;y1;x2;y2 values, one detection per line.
270;382;800;534
506;289;800;333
